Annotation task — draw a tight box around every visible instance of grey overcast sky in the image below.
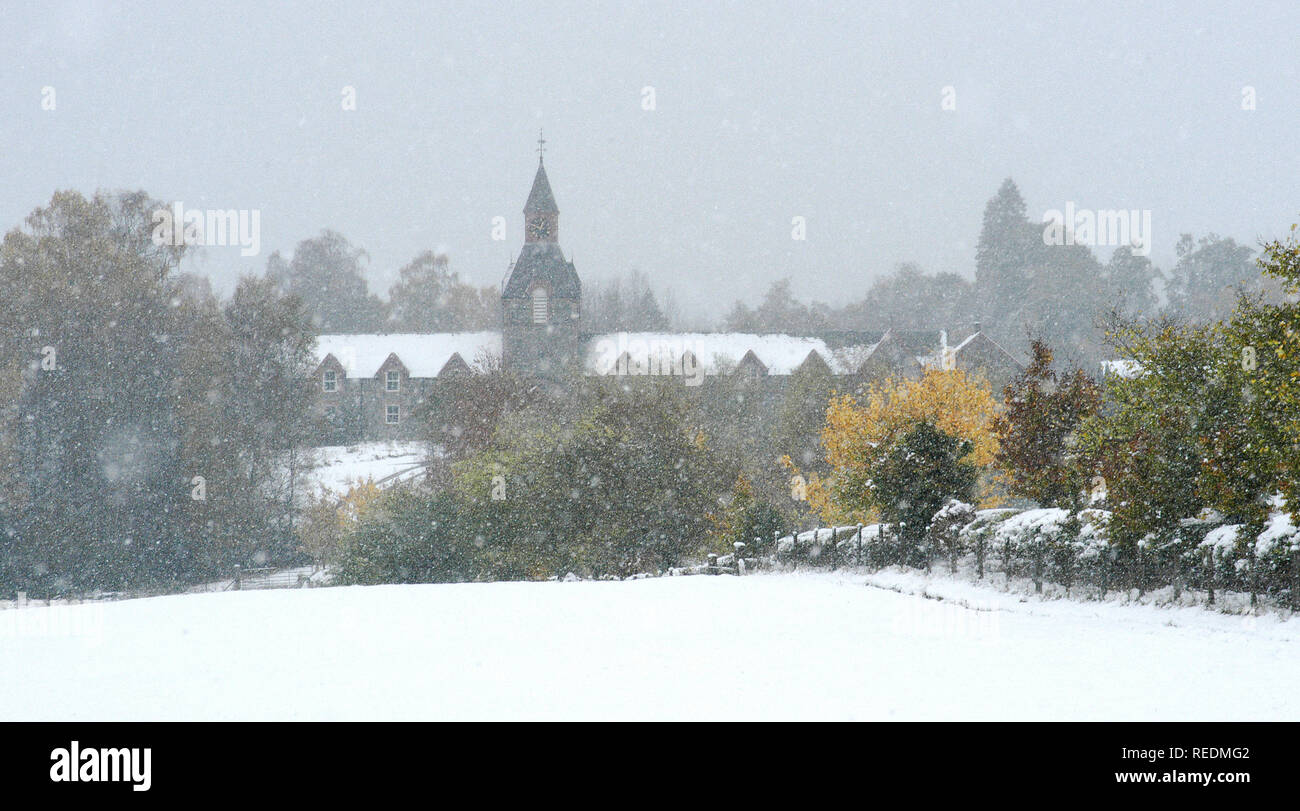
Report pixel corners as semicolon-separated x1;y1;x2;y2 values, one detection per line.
2;0;1298;323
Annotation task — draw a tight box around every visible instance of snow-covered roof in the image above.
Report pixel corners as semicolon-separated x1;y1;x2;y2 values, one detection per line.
315;332;502;378
914;330;1023;372
583;332;875;376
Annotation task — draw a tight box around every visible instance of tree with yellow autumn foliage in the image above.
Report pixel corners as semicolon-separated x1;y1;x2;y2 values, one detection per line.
791;368;1001;524
297;479;385;569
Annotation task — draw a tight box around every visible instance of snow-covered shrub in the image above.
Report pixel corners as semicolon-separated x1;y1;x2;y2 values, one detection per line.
991;508;1070;591
956;508;1019;578
927;499;976;574
849;524;897;568
1197;523;1242;596
714;475;785;556
778;525;856;561
1072;508;1113;588
773;523;893;567
333;490;485;585
1250;515;1299;601
950;507;1113;590
1047;512;1084;590
773;498;1300;609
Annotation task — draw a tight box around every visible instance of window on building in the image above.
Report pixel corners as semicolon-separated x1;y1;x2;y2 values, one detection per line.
323;369;337;392
532;287;549;324
385;404;399;425
386;370;400;392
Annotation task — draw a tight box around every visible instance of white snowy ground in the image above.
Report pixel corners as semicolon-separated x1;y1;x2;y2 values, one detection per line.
304;441;429;497
1;571;1296;721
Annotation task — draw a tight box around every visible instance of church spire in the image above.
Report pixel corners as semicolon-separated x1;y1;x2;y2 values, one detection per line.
523;135;559;245
501;142;581;378
524;160;558;214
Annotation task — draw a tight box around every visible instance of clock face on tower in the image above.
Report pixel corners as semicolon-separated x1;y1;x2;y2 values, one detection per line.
527;216;554;241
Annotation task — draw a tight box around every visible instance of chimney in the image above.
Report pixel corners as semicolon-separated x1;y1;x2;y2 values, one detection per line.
974;321;982;334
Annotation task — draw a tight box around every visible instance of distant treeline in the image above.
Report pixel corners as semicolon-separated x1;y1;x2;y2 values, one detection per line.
720;180;1276;369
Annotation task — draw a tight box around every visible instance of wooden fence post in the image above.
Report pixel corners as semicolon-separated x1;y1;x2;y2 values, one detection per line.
1292;544;1299;612
1249;542;1258;609
1033;539;1043;594
1175;556;1183;601
1136;544;1145;599
1205;547;1216;606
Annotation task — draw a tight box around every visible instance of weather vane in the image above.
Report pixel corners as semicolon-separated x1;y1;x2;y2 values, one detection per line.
536;129;546;163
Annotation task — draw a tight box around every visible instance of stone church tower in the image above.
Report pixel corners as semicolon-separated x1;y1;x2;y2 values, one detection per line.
308;140;1028;445
501;143;583;377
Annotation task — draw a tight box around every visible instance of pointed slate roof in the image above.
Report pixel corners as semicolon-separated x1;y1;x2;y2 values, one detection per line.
503;242;582;298
524;162;558;213
506;158;578;298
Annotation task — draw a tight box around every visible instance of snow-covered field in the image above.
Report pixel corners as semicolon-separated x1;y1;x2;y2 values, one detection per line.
2;572;1296;721
304;442;429;497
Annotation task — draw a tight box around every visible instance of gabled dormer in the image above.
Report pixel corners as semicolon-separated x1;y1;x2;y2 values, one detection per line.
317;354;347;393
795;350;832;377
376;352;409;393
735;349;768;380
437;352;472;379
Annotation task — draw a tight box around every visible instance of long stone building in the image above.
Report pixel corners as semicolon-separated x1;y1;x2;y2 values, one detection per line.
311;152;1024;442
